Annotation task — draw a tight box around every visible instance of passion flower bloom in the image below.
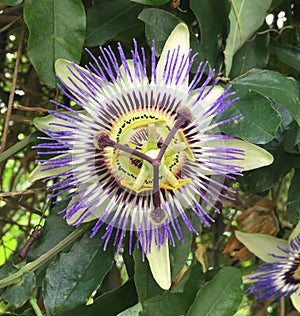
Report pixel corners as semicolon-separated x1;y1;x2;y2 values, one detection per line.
236;223;300;312
32;23;273;289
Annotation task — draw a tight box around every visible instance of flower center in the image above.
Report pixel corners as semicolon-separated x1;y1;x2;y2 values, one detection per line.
94;107;194;224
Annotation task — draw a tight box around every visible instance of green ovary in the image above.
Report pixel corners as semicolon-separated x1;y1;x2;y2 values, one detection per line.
106;110;194;193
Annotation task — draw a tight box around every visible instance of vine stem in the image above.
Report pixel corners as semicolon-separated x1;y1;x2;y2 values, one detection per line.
0;26;24;153
0;223;91;288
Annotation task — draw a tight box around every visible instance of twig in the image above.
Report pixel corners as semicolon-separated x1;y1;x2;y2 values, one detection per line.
0;188;47;198
13;104;49;113
0;26;24;153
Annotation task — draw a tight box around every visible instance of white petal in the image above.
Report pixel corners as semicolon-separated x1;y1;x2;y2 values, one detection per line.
156;23;190;86
291;291;300;313
55;59;104;95
146;240;171;290
235;231;289;262
28;154;71;182
288;220;300;245
200;139;273;172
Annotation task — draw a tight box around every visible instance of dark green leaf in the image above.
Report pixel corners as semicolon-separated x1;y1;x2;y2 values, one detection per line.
239;142;300;193
272;44;300;72
23;0;86;87
283;122;300;154
287;169;300;224
65;279;138;316
144;262;204;316
217;90;281;144
190;0;228;68
138;8;181;55
28;200;74;261
0;0;22;5
2;271;35;308
169;218;193;281
130;0;169;4
232;69;300;125
187;267;243;316
230;33;270;78
118;303;143;315
85;0;143;47
43;230;114;316
224;0;272;75
133;247;163;303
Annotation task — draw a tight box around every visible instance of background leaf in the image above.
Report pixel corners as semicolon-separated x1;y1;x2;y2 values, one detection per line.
43;230;114;316
2;271;35;308
138;8;182;55
187;267;243;316
190;0;229;68
217;90;281;144
85;0;143;47
287;168;300;224
232;69;300;125
272;44;300;71
224;0;273;75
23;0;86;87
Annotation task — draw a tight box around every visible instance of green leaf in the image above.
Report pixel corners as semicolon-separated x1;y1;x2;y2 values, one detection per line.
187;267;243;316
130;0;169;4
232;69;300;125
85;0;143;47
217;90;281;144
0;0;22;5
28;200;74;261
239;142;300;193
143;262;204;316
118;302;143;316
190;0;229;68
169;218;193;281
65;279;138;316
133;247;164;303
43;229;114;316
23;0;86;87
287;168;300;224
272;44;300;72
224;0;272;76
2;271;35;308
230;33;270;78
138;8;182;56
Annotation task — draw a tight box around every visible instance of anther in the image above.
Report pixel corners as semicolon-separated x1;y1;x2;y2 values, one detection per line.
176;107;193;128
150;207;168;225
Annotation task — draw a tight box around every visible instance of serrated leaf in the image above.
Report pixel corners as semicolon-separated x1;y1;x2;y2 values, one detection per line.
287;168;300;224
217;90;281;144
85;0;142;47
232;69;300;125
43;230;114;316
2;271;35;308
224;0;272;75
187;267;243;316
24;0;85;87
